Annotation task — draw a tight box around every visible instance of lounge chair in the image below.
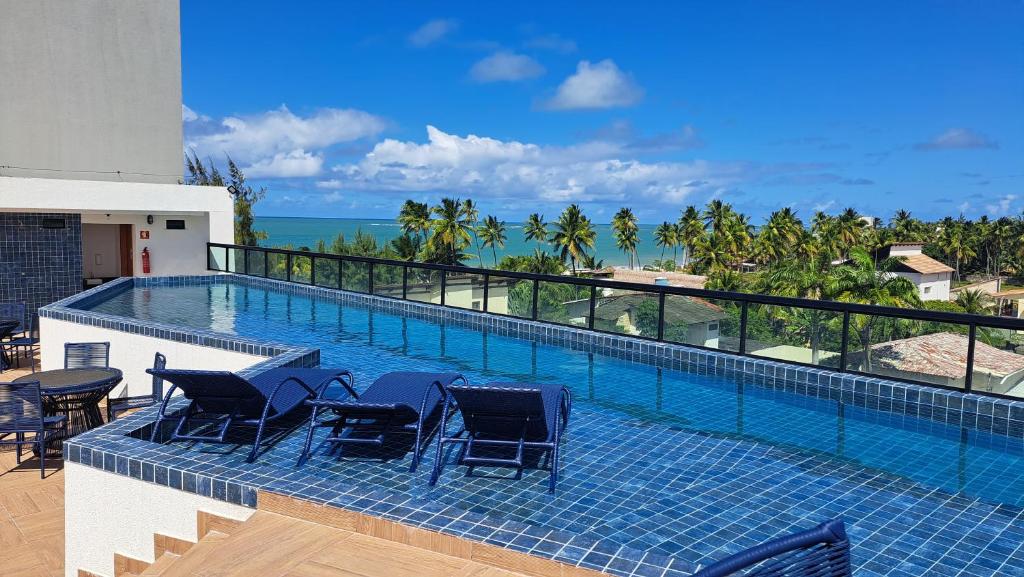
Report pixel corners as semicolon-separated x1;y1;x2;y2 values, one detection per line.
0;380;67;478
298;371;466;471
692;518;850;576
429;382;571;493
108;352;166;421
147;364;352;462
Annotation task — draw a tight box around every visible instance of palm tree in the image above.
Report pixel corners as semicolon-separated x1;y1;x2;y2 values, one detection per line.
461;199;484;266
654;222;676;262
835;207;867;257
759;252;837;363
551;204;596;274
937;217;976;281
478;215;507;267
397;200;431;243
677;206;704;268
829;247;922;371
524;213;548;247
891;210;918;242
611;207;640;269
955;289;990;315
428;197;473;265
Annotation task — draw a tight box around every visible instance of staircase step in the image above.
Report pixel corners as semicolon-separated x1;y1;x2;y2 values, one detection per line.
139;552;181;576
145;531;229;576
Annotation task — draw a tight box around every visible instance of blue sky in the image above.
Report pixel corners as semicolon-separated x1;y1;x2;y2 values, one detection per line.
181;0;1023;224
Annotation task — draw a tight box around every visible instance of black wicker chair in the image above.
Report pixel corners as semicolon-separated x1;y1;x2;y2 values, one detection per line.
0;380;67;478
108;352;166;421
5;313;40;371
692;518;851;577
64;342;111;369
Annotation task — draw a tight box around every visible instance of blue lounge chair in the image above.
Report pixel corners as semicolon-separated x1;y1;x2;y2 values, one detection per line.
108;352;166;421
0;380;67;478
692;518;850;577
298;371;466;471
429;382;571;493
147;365;352;462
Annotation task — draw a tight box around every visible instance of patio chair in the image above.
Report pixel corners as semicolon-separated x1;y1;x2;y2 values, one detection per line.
5;313;40;371
429;382;572;493
298;371;467;471
0;380;68;478
691;518;850;577
147;364;353;462
64;342;110;369
0;303;27;335
108;352;166;421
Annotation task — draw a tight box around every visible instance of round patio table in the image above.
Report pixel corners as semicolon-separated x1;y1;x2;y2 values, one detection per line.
14;367;123;454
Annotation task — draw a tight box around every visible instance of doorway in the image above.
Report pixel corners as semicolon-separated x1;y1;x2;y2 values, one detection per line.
118;224;133;276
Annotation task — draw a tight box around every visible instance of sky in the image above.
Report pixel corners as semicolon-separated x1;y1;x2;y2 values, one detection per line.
180;0;1024;224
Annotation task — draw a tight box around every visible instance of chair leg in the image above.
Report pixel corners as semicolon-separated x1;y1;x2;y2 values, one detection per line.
15;433;22;464
297;405;323;466
38;438;45;479
247;422;266;463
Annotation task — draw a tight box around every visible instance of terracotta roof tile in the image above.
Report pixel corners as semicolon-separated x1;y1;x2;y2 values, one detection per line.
895;254;955;275
869;332;1024;379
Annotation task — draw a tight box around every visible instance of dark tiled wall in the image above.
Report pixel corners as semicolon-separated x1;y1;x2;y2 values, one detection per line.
0;212;82;317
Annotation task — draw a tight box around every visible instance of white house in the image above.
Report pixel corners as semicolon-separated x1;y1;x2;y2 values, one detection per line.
880;243;954;302
0;0;233;314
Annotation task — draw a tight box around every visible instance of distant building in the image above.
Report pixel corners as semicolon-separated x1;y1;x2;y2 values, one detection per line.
563;292;726;345
0;0;232;314
878;243;954;301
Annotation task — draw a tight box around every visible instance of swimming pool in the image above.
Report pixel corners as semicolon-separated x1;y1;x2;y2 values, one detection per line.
75;279;1024;576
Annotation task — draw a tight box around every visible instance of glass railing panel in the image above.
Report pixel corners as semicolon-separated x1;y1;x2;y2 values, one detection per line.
972;325;1024;397
662;295;741;352
207;245;228;271
314;257;340;288
226;248;244;273
405;268;441;303
488;276;533;318
846;314;969;388
266;252;288;281
444;272;486;310
245;249;266;277
291;255;312;284
341;261;370;293
536;281;591;327
592;289;660;338
746;304;843;368
373;264;404;298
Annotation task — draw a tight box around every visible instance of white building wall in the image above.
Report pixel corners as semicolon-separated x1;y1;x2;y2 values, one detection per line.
917;272;951;302
0;0;183;184
65;461;254;577
39;317;265;398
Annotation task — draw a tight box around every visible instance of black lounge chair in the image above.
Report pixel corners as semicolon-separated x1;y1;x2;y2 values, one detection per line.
0;380;67;478
298;371;466;471
692;518;850;577
108;352;166;421
429;382;571;493
148;364;352;462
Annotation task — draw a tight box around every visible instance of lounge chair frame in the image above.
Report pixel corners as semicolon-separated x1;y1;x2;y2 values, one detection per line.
691;518;850;577
299;372;467;472
429;384;571;493
149;367;353;463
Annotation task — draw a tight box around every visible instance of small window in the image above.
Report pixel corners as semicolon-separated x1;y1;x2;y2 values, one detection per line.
41;218;66;229
471;300;481;310
708;322;719;331
923;286;931;294
166;219;186;230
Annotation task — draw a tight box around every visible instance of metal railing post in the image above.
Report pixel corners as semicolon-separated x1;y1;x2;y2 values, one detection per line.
310;256;317;286
402;266;409;299
286;253;292;282
738;301;749;354
588;286;596;329
263;250;269;278
965;324;977;392
839;311;851;371
440;271;447;306
368;262;375;294
338;258;344;290
482;273;490;312
657;292;666;341
243;249;249;275
531;280;539;320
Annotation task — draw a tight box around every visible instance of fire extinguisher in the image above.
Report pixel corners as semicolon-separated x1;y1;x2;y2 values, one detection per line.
141;247;151;274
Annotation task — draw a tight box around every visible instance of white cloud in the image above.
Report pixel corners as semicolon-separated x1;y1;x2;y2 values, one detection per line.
408;18;458;47
470;52;545;83
182;104;200;122
317;125;818;204
545;60;643;110
915;128;999;150
985;194;1018;216
185;105;387;178
244;150;323;178
525;33;577;54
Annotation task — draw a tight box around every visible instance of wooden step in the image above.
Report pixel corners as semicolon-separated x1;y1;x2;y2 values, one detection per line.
139;552;181;576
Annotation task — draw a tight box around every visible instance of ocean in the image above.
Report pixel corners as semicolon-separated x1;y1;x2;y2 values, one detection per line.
254;216;681;268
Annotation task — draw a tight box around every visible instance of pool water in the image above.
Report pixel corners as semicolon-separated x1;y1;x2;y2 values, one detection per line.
80;282;1024;576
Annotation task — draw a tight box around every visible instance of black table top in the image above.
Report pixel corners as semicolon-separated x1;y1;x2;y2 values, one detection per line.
13;367;123;394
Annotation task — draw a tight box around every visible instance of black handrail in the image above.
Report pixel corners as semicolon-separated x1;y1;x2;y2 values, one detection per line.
206;242;1024;400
